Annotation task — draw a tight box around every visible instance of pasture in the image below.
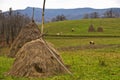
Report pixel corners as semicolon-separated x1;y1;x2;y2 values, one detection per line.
0;37;120;80
44;18;120;36
0;18;120;80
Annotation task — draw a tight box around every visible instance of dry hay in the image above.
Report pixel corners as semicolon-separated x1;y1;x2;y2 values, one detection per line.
8;21;41;58
7;39;68;77
97;26;103;32
88;24;95;32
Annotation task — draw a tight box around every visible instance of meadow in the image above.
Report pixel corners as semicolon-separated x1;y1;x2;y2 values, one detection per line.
44;18;120;36
0;18;120;80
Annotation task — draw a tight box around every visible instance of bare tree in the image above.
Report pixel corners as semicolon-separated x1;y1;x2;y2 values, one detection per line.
90;12;99;18
103;9;115;18
83;13;89;19
51;14;67;22
0;8;30;47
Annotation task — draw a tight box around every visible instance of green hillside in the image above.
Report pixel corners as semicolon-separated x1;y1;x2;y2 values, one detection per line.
0;18;120;80
42;18;120;36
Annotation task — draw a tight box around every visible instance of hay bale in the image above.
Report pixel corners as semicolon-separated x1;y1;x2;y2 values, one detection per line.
88;24;95;32
8;22;41;58
7;39;67;77
97;27;103;32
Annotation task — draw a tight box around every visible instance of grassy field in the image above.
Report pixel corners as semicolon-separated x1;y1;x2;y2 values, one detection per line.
0;18;120;80
0;37;120;80
43;18;120;36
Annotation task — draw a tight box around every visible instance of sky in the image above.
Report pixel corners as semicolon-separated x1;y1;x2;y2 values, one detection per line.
0;0;120;12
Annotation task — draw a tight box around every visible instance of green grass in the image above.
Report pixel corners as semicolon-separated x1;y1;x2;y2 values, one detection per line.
0;37;120;80
0;57;14;79
46;37;120;48
0;18;120;80
42;18;120;36
0;49;120;80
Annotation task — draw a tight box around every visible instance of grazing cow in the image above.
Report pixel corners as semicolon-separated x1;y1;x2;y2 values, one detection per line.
89;41;95;45
71;28;74;32
56;33;60;35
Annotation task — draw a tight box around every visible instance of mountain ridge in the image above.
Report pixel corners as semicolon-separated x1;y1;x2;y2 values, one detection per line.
12;7;120;22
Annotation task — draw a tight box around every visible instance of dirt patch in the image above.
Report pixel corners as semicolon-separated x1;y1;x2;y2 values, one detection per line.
58;44;120;51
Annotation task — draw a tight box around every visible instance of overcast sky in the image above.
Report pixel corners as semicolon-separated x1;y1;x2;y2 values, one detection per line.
0;0;120;11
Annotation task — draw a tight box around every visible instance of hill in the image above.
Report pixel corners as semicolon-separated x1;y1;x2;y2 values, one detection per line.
12;7;120;22
43;18;120;36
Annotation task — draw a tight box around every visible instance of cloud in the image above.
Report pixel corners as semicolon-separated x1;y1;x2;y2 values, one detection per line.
115;0;120;5
0;0;120;12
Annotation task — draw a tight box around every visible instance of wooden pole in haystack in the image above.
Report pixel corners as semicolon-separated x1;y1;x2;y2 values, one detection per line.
41;0;46;34
32;8;35;22
41;0;72;75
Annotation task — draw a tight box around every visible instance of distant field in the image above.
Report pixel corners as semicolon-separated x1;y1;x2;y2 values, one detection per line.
42;18;120;36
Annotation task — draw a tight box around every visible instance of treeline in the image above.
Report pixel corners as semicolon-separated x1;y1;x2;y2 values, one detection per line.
83;9;120;19
51;14;67;22
0;8;30;47
50;9;120;22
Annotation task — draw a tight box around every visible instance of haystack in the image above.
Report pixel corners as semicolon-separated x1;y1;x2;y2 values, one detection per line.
97;26;103;32
7;39;69;77
88;24;95;32
8;21;41;58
